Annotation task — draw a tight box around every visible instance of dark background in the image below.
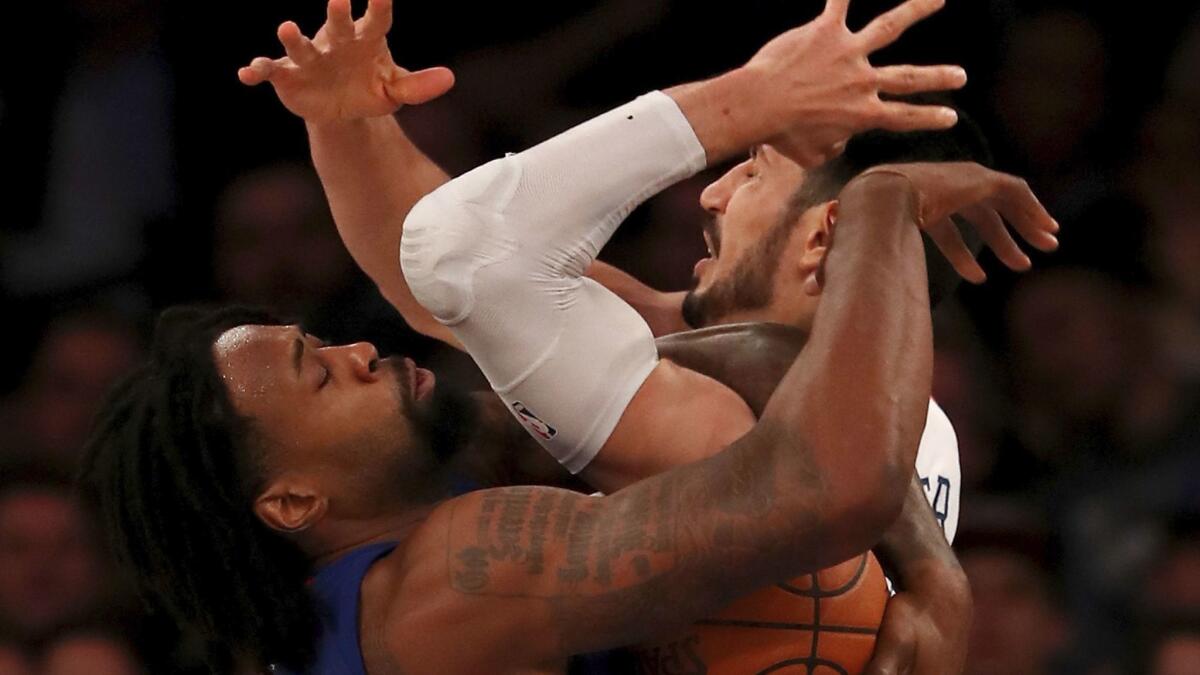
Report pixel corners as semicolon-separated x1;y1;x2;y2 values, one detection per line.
0;1;1197;673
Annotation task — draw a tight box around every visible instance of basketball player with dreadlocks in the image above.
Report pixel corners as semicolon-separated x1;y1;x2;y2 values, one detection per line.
80;2;1054;675
233;1;1055;673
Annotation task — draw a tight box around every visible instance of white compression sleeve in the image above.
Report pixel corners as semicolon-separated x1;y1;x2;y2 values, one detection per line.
401;92;707;472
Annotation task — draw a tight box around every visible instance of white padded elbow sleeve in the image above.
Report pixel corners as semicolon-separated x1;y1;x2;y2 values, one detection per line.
401;92;706;472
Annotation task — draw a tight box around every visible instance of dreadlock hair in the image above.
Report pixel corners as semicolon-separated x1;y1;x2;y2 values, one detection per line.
786;96;996;307
77;305;318;673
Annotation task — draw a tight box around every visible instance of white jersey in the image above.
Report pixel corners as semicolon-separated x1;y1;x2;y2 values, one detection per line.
915;399;960;544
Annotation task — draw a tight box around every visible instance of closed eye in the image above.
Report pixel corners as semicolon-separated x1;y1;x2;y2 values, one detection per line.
319;366;332;389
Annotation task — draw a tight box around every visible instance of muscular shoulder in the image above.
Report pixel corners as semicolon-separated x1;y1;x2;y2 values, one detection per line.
371;488;589;671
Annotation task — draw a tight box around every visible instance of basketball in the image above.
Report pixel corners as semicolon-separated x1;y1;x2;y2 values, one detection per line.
635;553;889;675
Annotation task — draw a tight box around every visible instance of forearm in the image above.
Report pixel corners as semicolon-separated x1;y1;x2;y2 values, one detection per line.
664;68;775;166
602;176;933;618
876;476;970;598
662;323;963;584
754;173;932;551
307;115;452;338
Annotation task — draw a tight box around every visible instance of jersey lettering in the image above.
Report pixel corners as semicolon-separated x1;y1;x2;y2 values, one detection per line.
918;474;952;532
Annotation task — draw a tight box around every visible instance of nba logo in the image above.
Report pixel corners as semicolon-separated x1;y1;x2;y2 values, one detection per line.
512;402;558;441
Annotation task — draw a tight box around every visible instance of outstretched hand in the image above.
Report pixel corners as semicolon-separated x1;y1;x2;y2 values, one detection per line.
855;162;1060;283
744;0;967;167
238;0;454;124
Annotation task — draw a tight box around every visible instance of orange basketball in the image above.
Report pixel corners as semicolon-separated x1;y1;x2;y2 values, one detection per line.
635;553;888;674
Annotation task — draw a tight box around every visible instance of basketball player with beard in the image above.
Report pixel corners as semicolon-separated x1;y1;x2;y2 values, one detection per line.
232;0;1057;673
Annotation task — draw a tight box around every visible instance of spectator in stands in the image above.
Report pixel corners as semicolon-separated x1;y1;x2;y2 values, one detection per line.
1141;620;1200;675
0;637;31;675
0;464;108;645
0;309;142;468
961;542;1068;675
39;624;144;675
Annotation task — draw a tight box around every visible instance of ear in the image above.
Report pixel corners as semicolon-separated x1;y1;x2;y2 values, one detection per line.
253;479;328;534
800;200;838;297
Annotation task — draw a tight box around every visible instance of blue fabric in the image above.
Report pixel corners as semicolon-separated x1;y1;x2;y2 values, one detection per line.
275;542;397;675
273;539;625;674
567;650;634;674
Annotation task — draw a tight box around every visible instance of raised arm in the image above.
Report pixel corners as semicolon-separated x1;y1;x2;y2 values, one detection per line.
239;0;463;346
242;0;969;353
306;117;460;345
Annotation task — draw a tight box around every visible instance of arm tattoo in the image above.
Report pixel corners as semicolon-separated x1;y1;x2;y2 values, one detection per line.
447;433;802;604
448;483;682;599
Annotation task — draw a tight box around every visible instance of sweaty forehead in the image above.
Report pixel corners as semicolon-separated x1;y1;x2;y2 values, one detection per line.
212;324;297;402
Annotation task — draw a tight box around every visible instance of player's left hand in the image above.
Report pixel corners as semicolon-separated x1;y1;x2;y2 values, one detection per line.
854;161;1060;284
864;584;971;675
238;0;455;124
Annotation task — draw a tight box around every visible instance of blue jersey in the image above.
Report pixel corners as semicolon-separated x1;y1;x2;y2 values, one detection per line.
276;541;396;675
273;540;623;674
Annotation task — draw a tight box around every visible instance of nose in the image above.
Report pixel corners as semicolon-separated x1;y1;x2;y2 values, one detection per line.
699;176;730;214
699;163;744;214
332;342;381;382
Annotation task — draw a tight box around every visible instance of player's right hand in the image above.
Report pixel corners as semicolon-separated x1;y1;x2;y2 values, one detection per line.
854;162;1060;283
238;0;455;124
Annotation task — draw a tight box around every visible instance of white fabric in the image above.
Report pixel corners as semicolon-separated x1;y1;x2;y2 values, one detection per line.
915;398;961;544
401;91;707;473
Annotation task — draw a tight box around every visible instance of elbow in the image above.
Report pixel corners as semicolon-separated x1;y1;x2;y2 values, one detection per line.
399;156;524;324
399;189;484;325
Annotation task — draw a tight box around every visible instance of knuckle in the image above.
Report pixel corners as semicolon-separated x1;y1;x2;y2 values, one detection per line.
876;18;898;36
861;103;886;125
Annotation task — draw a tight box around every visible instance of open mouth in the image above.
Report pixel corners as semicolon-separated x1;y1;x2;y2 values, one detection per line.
403;357;437;401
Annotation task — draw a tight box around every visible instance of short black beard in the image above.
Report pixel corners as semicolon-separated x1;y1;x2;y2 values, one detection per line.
408;384;479;467
682;211;800;328
380;359;480;504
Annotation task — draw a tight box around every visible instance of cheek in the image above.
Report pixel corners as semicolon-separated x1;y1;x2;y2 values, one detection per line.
318;389;407;449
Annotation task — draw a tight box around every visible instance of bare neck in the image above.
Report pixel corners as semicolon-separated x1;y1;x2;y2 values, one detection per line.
308;505;440;568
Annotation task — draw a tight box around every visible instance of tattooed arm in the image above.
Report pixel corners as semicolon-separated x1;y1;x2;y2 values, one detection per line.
657;257;973;675
435;172;933;661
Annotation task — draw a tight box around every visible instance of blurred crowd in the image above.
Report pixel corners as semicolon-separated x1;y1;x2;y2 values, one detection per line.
1;0;1197;673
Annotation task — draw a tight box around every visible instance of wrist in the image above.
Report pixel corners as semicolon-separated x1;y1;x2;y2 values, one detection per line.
664;66;769;165
305;114;391;134
841;171;920;224
845;169;915;197
903;559;971;610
